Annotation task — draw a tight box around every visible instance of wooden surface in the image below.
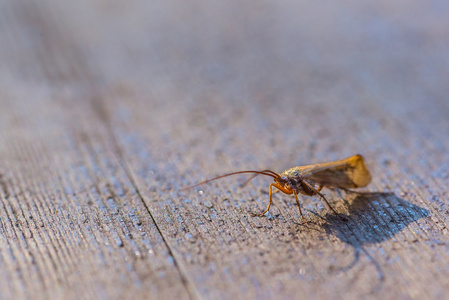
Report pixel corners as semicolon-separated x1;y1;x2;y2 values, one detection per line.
1;1;448;299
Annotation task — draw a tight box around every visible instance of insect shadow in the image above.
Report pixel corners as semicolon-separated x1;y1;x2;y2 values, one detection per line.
314;192;429;288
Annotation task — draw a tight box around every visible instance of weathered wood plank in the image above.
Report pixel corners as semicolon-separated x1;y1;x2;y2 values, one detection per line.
0;2;192;299
1;0;449;299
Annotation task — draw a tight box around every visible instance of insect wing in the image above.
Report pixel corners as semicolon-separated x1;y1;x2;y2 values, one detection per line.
299;155;371;188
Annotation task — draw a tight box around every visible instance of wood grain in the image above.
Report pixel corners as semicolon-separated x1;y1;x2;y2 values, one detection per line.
1;0;448;299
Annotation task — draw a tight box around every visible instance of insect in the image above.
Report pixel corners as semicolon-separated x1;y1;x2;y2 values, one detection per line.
181;154;371;220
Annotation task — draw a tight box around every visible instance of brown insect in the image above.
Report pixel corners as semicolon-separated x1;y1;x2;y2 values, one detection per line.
181;154;371;220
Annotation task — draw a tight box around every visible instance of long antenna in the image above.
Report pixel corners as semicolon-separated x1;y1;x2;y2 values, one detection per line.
240;170;279;188
180;170;280;191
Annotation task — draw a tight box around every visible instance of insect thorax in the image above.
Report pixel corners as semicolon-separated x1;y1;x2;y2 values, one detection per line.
280;167;300;178
279;168;316;196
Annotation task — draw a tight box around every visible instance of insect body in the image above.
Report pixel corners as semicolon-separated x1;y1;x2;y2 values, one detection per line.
182;154;371;220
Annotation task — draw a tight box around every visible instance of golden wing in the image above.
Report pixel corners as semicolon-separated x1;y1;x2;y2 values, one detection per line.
298;154;371;188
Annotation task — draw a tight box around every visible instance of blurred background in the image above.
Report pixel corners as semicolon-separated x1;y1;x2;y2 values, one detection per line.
1;0;449;299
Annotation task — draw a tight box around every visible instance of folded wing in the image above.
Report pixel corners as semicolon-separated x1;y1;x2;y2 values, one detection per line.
298;154;371;188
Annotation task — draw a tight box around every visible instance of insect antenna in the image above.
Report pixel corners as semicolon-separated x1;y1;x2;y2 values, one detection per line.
180;170;280;191
240;170;279;188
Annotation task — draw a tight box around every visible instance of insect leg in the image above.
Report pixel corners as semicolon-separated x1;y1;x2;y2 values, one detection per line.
293;191;305;220
253;183;276;216
318;192;339;214
304;182;339;214
317;185;324;192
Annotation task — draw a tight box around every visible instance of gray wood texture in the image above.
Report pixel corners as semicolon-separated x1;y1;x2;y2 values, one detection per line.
1;1;448;299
